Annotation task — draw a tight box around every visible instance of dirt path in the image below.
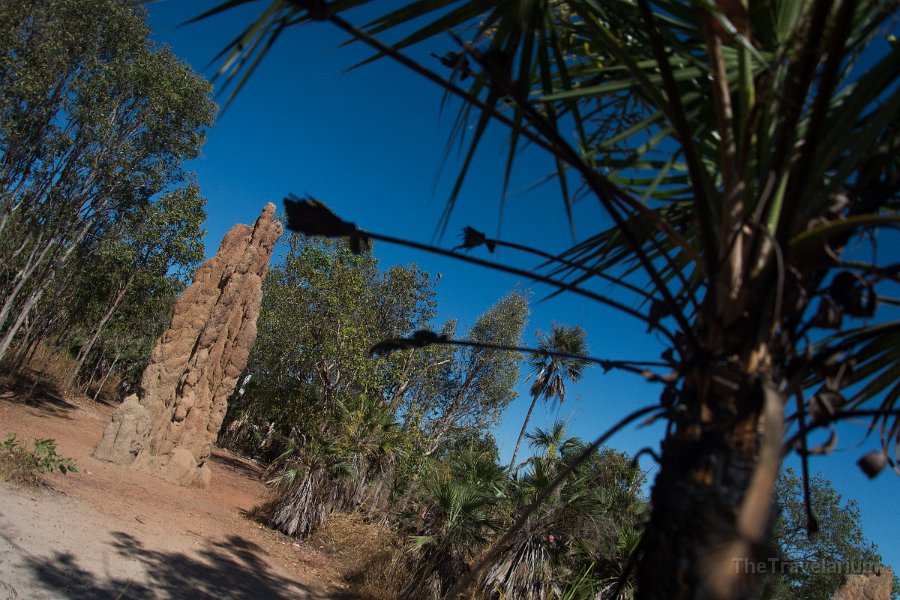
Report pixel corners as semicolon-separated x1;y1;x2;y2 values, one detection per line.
0;384;350;599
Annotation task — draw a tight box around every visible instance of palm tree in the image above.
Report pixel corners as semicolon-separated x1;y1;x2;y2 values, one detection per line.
523;420;585;466
402;474;499;599
485;423;642;599
201;1;899;597
509;324;591;472
266;395;400;538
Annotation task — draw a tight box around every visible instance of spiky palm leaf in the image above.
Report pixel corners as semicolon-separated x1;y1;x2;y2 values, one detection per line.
402;475;499;599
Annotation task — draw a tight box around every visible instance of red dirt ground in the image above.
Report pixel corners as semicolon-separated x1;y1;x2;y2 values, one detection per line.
0;381;353;599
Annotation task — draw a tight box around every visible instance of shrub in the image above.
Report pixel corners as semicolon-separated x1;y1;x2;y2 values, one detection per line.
0;434;77;485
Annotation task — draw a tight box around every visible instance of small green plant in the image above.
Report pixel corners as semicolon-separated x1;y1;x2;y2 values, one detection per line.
0;434;78;484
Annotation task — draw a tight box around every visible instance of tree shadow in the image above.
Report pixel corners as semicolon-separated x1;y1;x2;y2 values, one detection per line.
0;378;78;419
22;530;356;599
210;449;264;481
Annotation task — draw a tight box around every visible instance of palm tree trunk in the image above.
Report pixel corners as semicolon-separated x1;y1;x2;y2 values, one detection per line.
508;394;539;473
636;381;783;599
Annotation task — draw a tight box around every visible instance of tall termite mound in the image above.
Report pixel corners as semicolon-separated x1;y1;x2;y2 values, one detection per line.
94;203;282;487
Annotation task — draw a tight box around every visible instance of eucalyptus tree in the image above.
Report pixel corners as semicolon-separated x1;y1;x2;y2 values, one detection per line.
0;0;214;361
763;467;898;599
509;324;591;472
419;290;529;455
202;0;899;598
64;184;206;387
225;233;437;459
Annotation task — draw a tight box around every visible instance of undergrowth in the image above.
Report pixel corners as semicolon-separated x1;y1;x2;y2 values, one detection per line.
0;434;78;485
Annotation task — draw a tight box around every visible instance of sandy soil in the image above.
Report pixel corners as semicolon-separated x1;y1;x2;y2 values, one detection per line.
0;382;352;599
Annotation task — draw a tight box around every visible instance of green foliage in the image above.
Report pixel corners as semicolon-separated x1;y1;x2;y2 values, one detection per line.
763;467;899;600
528;325;591;407
265;397;397;538
225;234;442;536
0;0;215;367
482;422;646;599
419;290;529;455
222;234;437;458
0;434;77;484
225;234;528;462
60;183;207;388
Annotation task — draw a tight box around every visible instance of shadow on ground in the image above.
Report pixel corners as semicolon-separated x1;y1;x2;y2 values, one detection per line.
210;450;264;481
22;531;353;599
0;377;78;419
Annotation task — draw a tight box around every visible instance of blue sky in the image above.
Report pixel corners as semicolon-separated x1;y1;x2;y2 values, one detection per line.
145;1;899;570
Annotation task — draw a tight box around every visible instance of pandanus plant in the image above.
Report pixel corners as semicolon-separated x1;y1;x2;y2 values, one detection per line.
198;0;899;597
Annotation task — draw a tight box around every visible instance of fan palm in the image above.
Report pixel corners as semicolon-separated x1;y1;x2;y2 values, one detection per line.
486;424;635;599
200;0;899;597
510;324;591;472
266;395;400;537
403;475;499;599
525;420;584;464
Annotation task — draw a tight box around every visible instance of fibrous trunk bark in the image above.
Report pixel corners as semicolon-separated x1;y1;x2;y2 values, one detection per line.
636;381;783;600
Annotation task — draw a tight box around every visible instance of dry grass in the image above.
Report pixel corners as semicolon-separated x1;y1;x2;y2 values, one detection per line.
23;343;75;388
0;342;122;405
0;438;43;486
310;513;408;600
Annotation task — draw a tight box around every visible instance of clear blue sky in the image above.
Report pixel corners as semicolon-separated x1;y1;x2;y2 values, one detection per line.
146;1;899;571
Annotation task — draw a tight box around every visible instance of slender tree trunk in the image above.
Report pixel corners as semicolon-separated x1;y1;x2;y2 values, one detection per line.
0;281;47;361
80;354;104;395
0;213;99;362
67;273;134;388
14;326;47;374
9;311;37;369
93;350;121;403
509;394;539;473
0;232;54;330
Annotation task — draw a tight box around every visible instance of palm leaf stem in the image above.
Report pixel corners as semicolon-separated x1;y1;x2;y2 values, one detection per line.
375;334;669;377
793;391;819;536
781;409;900;454
634;0;718;284
325;13;560;160
363;229;673;338
698;9;744;312
481;60;700;347
344;14;703;347
783;0;858;223
765;0;834;243
477;234;664;307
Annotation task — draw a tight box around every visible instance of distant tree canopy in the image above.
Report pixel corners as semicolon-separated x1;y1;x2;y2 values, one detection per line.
222;233;528;462
0;0;214;388
219;234;530;543
765;467;899;600
214;233;669;598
